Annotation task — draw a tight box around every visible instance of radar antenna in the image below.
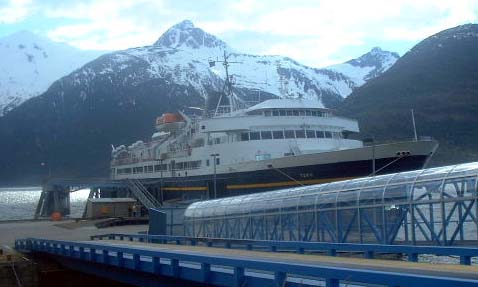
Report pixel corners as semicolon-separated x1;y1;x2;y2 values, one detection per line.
277;62;289;98
209;51;242;116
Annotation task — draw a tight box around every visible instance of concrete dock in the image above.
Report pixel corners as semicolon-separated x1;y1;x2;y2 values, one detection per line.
0;219;147;248
0;219;148;287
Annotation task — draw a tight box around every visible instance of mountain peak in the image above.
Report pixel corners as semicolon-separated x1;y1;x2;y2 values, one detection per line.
154;20;228;49
173;19;195;30
346;47;399;69
326;46;400;86
1;30;48;45
370;46;385;54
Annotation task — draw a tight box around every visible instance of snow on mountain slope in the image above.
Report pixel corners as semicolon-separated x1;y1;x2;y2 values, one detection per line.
0;31;105;115
21;20;398;115
213;53;355;102
66;20;397;109
327;47;399;86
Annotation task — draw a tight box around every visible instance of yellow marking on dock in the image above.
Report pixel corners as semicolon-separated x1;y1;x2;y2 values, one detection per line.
93;240;478;279
226;177;355;190
162;186;208;191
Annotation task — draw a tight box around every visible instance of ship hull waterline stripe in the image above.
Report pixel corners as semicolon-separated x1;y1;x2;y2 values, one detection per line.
226;177;355;190
162;186;208;191
160;177;355;191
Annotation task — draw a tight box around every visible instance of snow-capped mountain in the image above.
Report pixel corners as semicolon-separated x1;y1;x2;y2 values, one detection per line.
327;47;399;86
339;24;478;166
0;20;400;183
0;31;105;115
66;20;398;110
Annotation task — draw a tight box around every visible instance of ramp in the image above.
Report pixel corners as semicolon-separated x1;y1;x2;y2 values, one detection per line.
124;179;161;209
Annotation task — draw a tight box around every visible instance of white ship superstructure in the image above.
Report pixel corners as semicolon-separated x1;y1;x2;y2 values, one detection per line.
111;97;437;202
110;52;438;203
112;98;362;176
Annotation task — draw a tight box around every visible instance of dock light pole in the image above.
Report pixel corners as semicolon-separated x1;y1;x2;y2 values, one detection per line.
155;158;164;205
40;162;52;181
210;153;219;199
363;138;376;176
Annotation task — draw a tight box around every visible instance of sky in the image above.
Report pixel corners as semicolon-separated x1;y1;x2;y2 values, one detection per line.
0;0;477;67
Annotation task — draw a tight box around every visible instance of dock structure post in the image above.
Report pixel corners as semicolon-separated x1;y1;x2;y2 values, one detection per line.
34;188;47;219
153;256;161;274
326;278;339;287
201;263;210;283
79;247;85;260
170;258;180;278
460;256;471;265
102;249;109;264
133;254;140;270
408;253;418;262
35;183;72;218
90;248;96;261
117;252;124;267
274;271;286;287
232;266;245;287
364;250;374;259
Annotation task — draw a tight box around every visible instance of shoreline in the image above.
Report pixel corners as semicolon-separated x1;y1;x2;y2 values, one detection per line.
0;217;83;224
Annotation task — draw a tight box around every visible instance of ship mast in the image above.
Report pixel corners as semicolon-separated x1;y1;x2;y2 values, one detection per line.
209;51;241;116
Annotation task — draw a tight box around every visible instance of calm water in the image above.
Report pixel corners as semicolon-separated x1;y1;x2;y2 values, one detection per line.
0;186;90;221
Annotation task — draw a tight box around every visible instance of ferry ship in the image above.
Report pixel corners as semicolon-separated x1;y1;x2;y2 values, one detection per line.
110;54;438;204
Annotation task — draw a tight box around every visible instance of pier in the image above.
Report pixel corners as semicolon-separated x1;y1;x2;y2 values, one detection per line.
34;177;161;219
15;234;478;287
12;162;478;286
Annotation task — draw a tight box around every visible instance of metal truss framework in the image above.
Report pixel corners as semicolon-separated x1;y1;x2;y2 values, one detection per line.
184;162;478;246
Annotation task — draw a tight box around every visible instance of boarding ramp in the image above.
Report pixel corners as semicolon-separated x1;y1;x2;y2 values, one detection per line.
184;162;478;246
124;179;161;209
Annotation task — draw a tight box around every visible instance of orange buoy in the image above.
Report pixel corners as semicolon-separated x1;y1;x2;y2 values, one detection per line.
50;212;63;221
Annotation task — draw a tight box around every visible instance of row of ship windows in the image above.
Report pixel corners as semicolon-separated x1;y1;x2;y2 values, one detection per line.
116;159;215;175
262;110;330;117
240;130;342;141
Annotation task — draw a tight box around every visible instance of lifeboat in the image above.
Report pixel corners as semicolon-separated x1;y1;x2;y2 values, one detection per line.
155;113;186;132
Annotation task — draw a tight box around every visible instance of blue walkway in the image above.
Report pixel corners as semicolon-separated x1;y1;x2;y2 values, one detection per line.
15;236;478;287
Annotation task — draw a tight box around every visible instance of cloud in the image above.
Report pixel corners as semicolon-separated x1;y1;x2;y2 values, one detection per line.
262;35;365;67
224;0;477;66
0;0;33;24
45;0;175;50
381;0;478;41
4;0;475;66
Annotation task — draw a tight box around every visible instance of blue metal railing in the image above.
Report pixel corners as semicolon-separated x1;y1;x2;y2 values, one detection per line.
15;237;478;287
91;233;478;265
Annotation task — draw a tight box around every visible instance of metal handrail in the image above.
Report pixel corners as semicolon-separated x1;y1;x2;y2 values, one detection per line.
124;179;161;209
90;233;478;265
